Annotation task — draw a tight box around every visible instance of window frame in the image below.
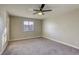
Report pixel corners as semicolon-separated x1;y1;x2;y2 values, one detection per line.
23;20;34;32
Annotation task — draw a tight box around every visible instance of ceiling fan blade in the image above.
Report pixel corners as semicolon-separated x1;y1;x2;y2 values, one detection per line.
33;12;38;14
40;4;45;10
33;9;40;11
42;10;52;12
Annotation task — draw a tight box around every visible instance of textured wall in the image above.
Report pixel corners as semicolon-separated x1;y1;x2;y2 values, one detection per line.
10;16;42;40
0;16;4;50
0;9;9;54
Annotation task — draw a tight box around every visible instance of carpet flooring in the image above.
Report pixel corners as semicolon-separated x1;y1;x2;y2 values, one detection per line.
3;37;79;55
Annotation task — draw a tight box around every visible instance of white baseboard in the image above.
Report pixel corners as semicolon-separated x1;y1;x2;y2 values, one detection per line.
0;42;8;55
43;36;79;49
9;36;42;42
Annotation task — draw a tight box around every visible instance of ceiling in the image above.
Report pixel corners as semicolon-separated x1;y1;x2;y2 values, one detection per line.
0;4;79;19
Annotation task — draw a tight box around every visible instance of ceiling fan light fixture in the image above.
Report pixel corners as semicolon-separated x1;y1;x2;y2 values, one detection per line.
33;4;52;15
38;12;43;15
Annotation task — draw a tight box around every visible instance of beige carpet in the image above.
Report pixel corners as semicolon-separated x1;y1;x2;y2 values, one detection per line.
3;37;79;55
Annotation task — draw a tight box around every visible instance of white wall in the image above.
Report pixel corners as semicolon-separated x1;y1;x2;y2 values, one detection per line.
43;9;79;49
0;14;5;52
0;8;10;54
10;16;42;41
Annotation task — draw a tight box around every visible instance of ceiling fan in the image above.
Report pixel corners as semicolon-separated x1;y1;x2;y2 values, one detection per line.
33;4;52;15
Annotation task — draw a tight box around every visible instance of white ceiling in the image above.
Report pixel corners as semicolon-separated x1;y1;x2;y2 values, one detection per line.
0;4;79;19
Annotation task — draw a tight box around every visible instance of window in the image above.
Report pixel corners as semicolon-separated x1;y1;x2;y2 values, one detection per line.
24;21;34;31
